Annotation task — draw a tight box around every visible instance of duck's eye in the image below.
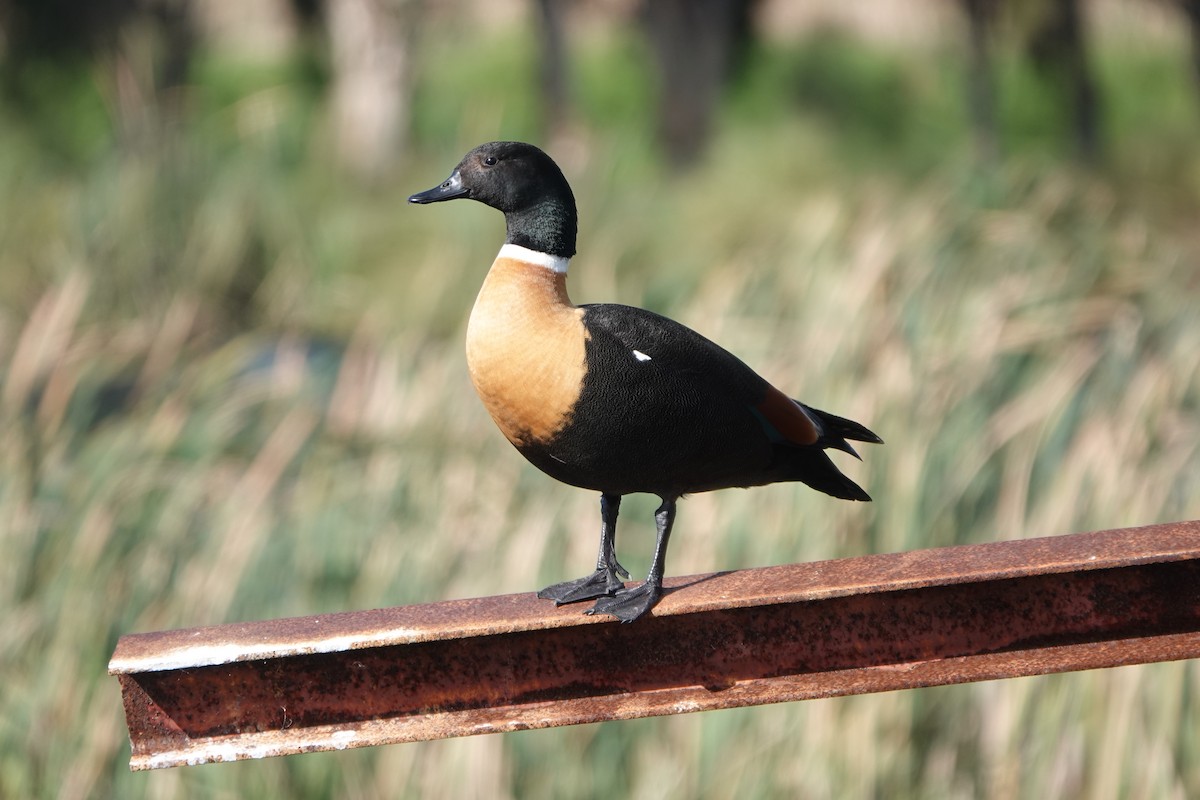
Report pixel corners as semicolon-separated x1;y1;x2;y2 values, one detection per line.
482;156;498;167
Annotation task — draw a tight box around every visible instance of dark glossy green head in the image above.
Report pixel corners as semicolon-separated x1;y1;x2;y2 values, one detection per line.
409;141;577;258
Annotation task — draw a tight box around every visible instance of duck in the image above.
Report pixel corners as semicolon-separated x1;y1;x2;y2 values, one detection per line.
409;141;881;623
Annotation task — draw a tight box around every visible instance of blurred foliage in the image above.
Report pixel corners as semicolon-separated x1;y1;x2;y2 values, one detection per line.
1;11;1199;800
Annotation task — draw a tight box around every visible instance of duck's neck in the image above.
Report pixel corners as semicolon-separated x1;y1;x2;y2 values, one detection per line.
504;195;577;259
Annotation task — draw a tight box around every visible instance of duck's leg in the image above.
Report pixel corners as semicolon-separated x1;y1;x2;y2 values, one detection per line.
588;497;676;623
538;493;630;604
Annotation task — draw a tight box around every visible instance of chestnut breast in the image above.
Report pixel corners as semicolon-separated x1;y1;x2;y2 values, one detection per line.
465;254;588;446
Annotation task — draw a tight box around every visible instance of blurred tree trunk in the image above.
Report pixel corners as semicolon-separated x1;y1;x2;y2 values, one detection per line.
150;0;195;96
1028;0;1100;161
535;0;571;139
640;0;758;169
1181;0;1200;92
961;0;1000;162
327;0;421;179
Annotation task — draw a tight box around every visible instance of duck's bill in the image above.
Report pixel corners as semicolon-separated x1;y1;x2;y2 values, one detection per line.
408;170;468;203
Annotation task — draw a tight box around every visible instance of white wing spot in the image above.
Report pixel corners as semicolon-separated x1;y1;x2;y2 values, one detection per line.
632;350;652;362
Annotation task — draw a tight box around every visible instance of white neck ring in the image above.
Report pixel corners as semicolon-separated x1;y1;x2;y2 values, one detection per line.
498;243;570;274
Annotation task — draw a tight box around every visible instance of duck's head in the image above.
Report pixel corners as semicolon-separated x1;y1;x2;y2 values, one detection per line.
409;141;577;258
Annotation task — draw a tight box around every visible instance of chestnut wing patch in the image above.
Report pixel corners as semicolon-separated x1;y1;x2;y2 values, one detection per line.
752;384;820;446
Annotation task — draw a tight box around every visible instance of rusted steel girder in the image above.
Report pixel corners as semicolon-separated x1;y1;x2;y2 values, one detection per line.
110;520;1200;770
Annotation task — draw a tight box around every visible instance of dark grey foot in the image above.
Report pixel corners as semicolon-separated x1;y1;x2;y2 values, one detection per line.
586;582;662;623
538;568;627;605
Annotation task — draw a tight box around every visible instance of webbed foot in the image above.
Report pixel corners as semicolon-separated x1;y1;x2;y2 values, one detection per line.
586;581;662;623
538;566;628;605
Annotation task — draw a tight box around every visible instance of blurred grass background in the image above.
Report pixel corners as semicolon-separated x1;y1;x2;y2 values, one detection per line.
2;1;1200;798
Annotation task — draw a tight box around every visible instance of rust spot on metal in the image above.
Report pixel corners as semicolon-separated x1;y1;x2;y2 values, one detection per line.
110;521;1200;769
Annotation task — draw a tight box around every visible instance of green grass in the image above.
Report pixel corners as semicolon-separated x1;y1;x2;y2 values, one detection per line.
2;17;1200;800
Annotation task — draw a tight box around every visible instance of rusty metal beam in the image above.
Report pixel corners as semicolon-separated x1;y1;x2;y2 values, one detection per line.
110;520;1200;770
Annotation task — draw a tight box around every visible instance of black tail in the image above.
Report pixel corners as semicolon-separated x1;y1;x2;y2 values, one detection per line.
784;447;873;501
781;403;881;501
801;403;883;460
